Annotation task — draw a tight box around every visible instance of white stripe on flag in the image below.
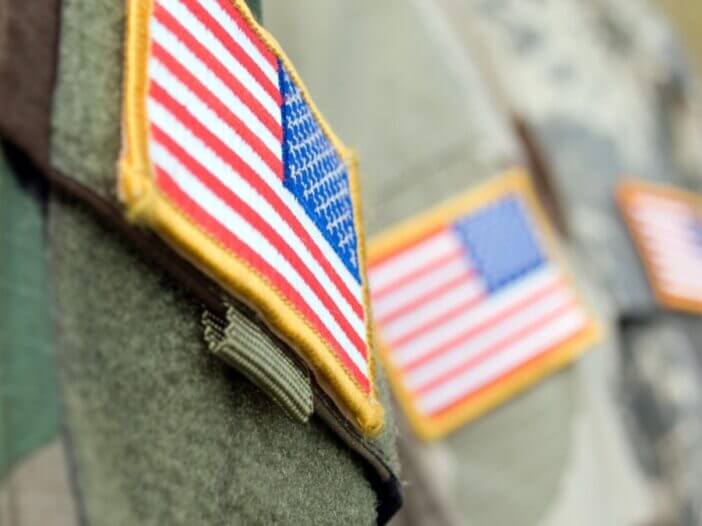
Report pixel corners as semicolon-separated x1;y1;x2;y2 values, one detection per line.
631;195;693;217
380;278;484;344
650;255;702;281
631;196;702;298
658;282;702;301
369;232;462;293
642;234;700;259
403;287;574;390
198;0;279;86
634;218;695;246
416;309;586;415
158;0;281;124
150;18;281;159
372;256;469;320
392;266;560;367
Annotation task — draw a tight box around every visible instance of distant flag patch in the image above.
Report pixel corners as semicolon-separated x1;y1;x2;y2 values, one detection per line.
119;0;382;434
368;172;600;440
618;180;702;315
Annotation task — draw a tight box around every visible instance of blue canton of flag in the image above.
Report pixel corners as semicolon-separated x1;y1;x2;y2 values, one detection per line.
692;216;702;251
454;197;545;293
280;67;360;283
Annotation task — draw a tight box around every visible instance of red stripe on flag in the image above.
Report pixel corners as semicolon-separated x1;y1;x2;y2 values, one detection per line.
150;124;368;362
185;0;282;106
367;226;448;268
216;0;277;70
153;4;283;145
371;248;464;300
387;287;483;349
148;81;365;322
376;271;475;326
400;278;564;372
427;331;578;419
413;299;577;396
154;166;371;392
151;42;283;179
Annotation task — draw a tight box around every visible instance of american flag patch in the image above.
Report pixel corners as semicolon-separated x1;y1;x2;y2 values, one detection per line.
119;0;382;434
618;180;702;315
368;172;600;439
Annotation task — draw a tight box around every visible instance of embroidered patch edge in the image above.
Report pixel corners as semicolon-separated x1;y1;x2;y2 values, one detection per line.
368;169;602;440
617;178;702;315
118;0;383;435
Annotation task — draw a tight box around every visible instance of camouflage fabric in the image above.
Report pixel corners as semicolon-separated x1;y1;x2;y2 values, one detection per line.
266;1;661;524
458;0;702;523
0;147;77;526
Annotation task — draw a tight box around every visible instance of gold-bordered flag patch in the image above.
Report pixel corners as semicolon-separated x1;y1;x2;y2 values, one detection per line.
119;0;382;435
368;171;600;440
617;179;702;315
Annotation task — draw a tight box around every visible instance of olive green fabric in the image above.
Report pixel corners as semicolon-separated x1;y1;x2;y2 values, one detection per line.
50;195;379;525
0;149;59;480
247;0;261;22
50;0;124;200
200;299;401;478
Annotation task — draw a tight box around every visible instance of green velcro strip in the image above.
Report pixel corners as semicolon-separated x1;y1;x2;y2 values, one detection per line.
202;305;314;423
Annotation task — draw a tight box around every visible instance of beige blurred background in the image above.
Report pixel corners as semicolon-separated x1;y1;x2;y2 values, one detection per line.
658;1;702;73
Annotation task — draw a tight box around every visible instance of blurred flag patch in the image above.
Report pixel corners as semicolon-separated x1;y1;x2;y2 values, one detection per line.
368;172;600;439
618;180;702;315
